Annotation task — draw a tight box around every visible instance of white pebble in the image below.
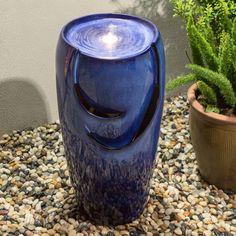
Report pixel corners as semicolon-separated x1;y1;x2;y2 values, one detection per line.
203;230;211;236
187;195;196;205
25;213;34;225
174;227;182;235
2;225;8;231
35;202;42;212
165;208;173;215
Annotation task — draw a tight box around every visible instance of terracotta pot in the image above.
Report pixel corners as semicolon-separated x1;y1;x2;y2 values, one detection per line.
187;84;236;192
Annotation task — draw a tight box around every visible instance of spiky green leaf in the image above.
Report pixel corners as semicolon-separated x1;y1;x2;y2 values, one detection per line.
191;25;219;70
187;64;236;106
166;74;196;92
232;18;236;45
197;81;217;104
219;32;235;91
187;16;205;66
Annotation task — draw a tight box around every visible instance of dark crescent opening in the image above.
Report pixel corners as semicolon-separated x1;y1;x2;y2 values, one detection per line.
86;84;159;150
74;84;124;118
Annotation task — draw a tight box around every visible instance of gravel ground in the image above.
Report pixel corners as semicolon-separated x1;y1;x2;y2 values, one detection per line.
0;96;236;236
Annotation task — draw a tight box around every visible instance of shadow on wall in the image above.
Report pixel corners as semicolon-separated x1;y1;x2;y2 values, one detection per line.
0;78;49;136
111;0;190;95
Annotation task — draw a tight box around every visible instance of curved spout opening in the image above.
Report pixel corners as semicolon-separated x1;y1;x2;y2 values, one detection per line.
74;84;124;119
87;84;160;150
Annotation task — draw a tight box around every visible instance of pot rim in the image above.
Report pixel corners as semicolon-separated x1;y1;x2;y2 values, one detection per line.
187;83;236;125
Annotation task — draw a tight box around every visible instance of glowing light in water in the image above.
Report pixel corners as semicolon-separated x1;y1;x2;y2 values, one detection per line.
102;32;118;49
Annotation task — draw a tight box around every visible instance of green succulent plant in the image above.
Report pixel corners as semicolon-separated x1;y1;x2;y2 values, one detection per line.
167;0;236;115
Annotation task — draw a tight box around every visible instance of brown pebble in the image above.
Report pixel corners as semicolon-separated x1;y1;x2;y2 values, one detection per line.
218;227;225;233
0;210;8;215
183;211;190;217
151;211;159;221
41;149;47;156
160;224;168;231
176;214;184;222
218;190;227;199
48;229;56;235
115;225;126;230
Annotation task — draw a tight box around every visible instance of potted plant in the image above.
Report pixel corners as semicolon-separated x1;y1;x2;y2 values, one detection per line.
167;0;236;191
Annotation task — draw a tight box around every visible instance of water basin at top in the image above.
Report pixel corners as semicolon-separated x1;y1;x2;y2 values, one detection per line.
63;14;158;60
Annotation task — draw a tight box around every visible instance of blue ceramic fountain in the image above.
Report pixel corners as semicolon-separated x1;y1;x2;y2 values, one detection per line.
56;13;165;225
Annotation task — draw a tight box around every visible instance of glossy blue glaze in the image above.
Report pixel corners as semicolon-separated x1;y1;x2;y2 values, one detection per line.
56;13;165;225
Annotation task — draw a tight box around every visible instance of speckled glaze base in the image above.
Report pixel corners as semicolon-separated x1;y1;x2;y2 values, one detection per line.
56;14;165;225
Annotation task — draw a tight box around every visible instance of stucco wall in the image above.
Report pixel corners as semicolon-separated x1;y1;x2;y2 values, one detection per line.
0;0;189;135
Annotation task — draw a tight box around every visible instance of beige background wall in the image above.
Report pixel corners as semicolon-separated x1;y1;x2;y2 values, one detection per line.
0;0;189;135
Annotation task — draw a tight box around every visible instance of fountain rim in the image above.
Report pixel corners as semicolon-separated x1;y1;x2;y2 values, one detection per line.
61;13;160;61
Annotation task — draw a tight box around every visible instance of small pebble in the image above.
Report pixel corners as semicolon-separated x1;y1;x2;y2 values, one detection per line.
68;229;77;236
174;227;182;235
